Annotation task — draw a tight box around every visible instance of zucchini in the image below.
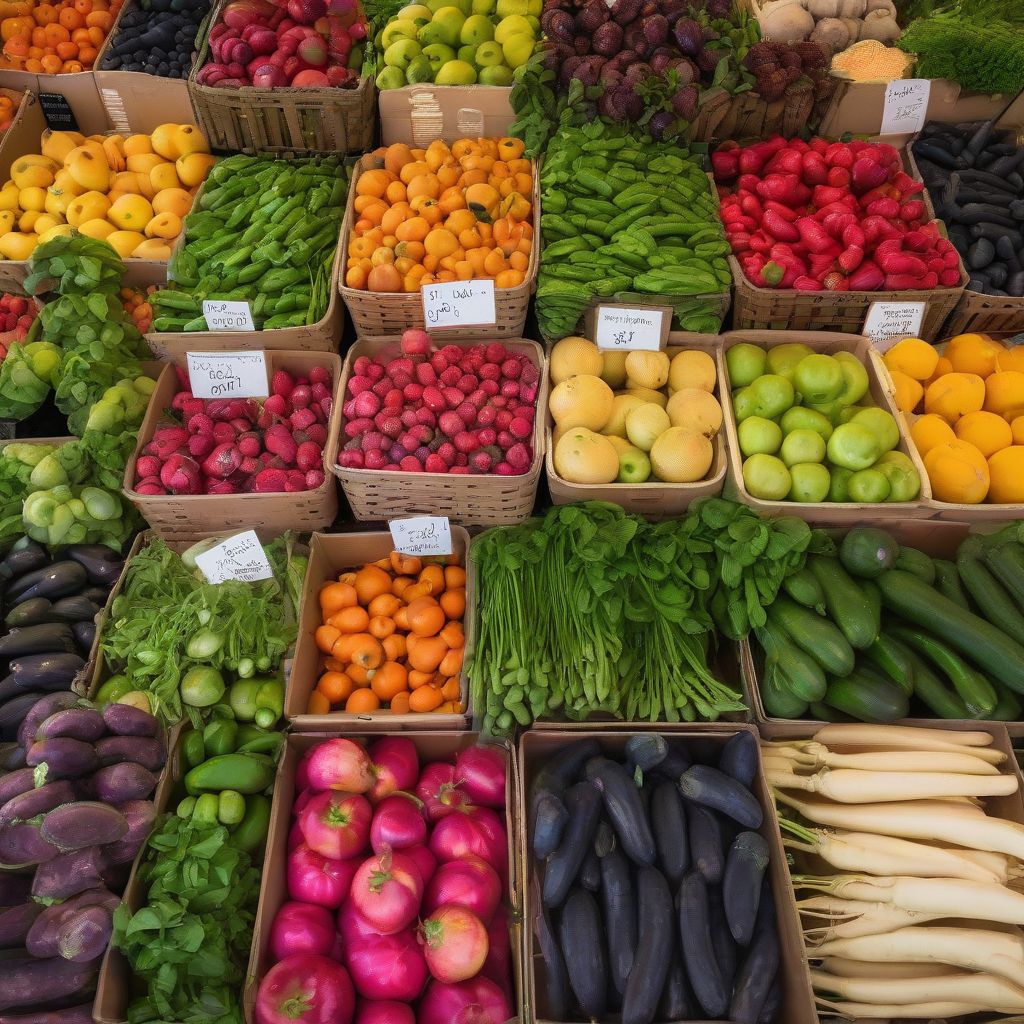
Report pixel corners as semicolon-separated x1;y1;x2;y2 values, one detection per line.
984;541;1024;605
809;700;855;722
807;555;878;650
651;779;688;887
679;870;729;1018
599;846;636;998
893;546;936;583
933;558;970;609
877;569;1024;694
767;596;856;677
957;538;1024;644
755;623;827;704
839;527;900;578
621;866;673;1024
862;633;916;696
585;757;655;866
781;568;826;613
760;663;809;719
900;645;970;719
678;765;763;829
824;670;909;722
558;889;607;1019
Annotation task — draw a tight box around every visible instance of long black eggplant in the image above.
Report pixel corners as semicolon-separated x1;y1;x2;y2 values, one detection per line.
658;938;694;1022
707;882;738;993
718;731;758;787
678;870;728;1018
757;974;781;1024
578;847;601;892
652;741;691;780
5;563;87;604
5;599;54;628
599;845;636;999
687;803;724;884
730;881;780;1024
0;624;77;658
678;764;763;828
585;757;655;866
529;739;600;843
534;896;569;1021
651;779;688;887
723;831;770;945
0;692;44;741
72;622;95;653
621;866;672;1024
542;781;602;908
0;540;48;581
532;791;569;860
64;546;123;586
559;888;606;1020
8;653;85;690
624;734;667;772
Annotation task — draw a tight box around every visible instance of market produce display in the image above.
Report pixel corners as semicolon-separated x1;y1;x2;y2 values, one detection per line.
374;0;537;88
155;153;344;331
770;723;1024;1018
0;0;123;71
308;547;466;715
528;732;780;1024
338;330;540;475
548;336;721;485
538;122;729;339
254;736;512;1024
344;137;534;293
99;0;212;78
725;339;920;504
0;123;213;261
195;0;368;88
714;135;962;292
755;0;900;55
131;361;334;496
0;292;39;362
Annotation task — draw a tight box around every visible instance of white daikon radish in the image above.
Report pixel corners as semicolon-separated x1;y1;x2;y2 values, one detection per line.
767;765;1018;802
811;723;999;751
821;957;961;980
770;740;1000;775
798;897;944;943
809;968;1024;1012
815;996;1011;1018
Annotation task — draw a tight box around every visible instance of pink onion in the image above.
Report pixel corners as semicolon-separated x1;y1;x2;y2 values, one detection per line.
401;843;436;886
417;977;511;1024
288;844;358;908
429;807;508;883
416;762;470;822
454;747;506;808
368;737;419;803
354;1001;414;1024
345;926;427;1002
306;739;374;793
349;850;423;934
480;905;512;1002
422;856;501;924
370;794;426;853
255;953;355;1024
269;901;336;961
420;905;489;983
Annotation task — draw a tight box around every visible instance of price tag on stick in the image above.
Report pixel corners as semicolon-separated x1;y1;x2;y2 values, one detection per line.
881;79;930;137
422;280;496;330
593;305;669;351
389;516;453;557
187;351;269;399
195;531;275;584
863;301;927;351
202;300;255;332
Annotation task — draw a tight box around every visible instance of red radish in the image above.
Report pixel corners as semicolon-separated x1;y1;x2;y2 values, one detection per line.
422;856;501;924
269;901;336;960
354;1001;414;1024
400;843;436;886
299;792;371;860
415;762;470;822
288;844;358;908
306;739;374;793
420;905;488;983
429;807;508;882
417;977;511;1024
255;953;355;1024
349;850;423;934
370;795;426;853
345;926;428;1002
455;747;505;808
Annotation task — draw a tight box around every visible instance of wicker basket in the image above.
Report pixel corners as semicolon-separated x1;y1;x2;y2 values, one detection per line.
545;334;727;519
689;83;839;145
332;335;548;526
122;351;341;544
339;152;539;341
187;0;375;156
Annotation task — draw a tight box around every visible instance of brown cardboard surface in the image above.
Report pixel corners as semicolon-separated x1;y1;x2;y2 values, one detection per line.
519;726;817;1024
0;69;107;133
718;330;933;525
379;84;515;147
285;527;473;731
95;70;196;135
242;732;522;1024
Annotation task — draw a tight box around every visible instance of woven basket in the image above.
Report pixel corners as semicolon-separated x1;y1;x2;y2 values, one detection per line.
332;335;548;526
122;351;341;544
545;334;727;519
187;0;375;156
339;153;539;341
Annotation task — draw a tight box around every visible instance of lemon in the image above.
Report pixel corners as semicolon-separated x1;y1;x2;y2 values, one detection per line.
625;386;667;409
625;350;670;390
625;403;671;452
601;394;645;438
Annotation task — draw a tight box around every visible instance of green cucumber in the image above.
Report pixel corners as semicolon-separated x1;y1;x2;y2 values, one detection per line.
861;633;916;696
933;559;970;609
767;596;855;678
893;546;936;584
782;568;826;614
809;701;855;722
983;541;1024;606
861;580;882;637
807;555;878;650
839;527;900;578
824;670;909;723
990;686;1023;722
899;645;968;719
956;538;1024;645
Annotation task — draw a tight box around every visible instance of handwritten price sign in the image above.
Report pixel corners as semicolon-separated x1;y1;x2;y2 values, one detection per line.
422;280;496;330
863;301;927;351
389;516;453;556
186;351;269;399
202;300;255;332
195;531;275;584
881;80;930;136
594;306;668;351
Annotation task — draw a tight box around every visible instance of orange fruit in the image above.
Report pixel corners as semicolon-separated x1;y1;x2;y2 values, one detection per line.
887;369;923;414
924;440;990;504
924;372;985;423
984;371;1024;421
954;411;1013;458
883;337;939;381
988;446;1024;503
945;333;1006;377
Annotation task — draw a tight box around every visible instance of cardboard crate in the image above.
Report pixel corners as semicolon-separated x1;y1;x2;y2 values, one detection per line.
379;84;515;147
243;732;523;1024
519;726;816;1024
285;528;473;731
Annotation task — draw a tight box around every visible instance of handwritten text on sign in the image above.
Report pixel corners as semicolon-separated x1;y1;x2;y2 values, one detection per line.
863;301;927;351
389;516;453;557
881;79;930;136
422;280;496;329
595;306;665;351
187;351;269;399
195;531;275;584
202;300;255;332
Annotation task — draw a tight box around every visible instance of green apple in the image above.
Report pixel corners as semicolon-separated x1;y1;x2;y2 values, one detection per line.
617;445;651;483
851;407;900;454
473;39;504;66
419;8;464;46
525;13;540;30
834;351;870;405
384;37;422;69
405;53;434;82
375;65;407;89
460;13;494;44
478;63;513;84
738;416;782;457
496;0;528;14
434;58;477;83
458;42;477;62
420;43;454;73
381;18;419;47
494;13;532;42
501;32;534;68
788;463;831;503
780;428;826;467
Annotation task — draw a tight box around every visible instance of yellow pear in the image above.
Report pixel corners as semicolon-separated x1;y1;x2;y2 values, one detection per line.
0;183;20;212
44;182;78;217
126;153;166;176
150;161;181;192
53;169;84;196
0;211;15;235
0;231;37;260
66;149;111;192
131;237;172;260
41;131;84;163
124;134;153;158
64;141;105;165
106;230;145;259
66;191;110;228
18;209;40;231
78;218;116;240
11;158;57;190
32;213;62;235
149;123;180;160
38;223;73;244
102;135;127;173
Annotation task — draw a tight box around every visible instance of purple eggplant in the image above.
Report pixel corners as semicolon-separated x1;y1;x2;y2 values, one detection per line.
0;903;43;949
0;955;100;1010
0;822;59;867
17;694;78;751
9;654;86;692
70;623;94;654
0;625;77;659
94;736;165;771
63;546;123;587
0;1003;95;1023
30;846;108;901
0;539;48;581
46;596;102;624
0;873;31;909
56;905;111;963
0;781;75;826
99;703;157;738
35;708;105;744
40;802;127;851
25;889;117;958
25;739;96;780
90;763;156;803
6;563;86;605
1;693;47;743
103;800;156;866
0;769;34;808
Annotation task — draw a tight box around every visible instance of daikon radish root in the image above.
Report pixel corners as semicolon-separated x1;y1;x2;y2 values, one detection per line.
822;957;961;980
812;723;999;750
795;873;1024;925
936;845;1016;881
809;968;1024;1012
767;765;1018;803
798;897;944;943
769;740;1000;775
775;790;1024;858
816;996;1009;1018
780;819;1005;883
815;926;1024;988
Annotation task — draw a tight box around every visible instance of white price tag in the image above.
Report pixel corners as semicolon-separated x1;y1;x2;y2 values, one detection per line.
863;301;927;351
595;306;666;351
195;531;274;584
202;299;255;332
187;351;269;399
881;79;930;137
389;516;452;556
422;280;496;330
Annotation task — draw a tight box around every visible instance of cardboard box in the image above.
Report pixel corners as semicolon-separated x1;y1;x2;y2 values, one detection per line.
285;528;473;732
718;330;933;525
518;726;817;1024
95;71;196;136
242;732;523;1024
379;84;515;147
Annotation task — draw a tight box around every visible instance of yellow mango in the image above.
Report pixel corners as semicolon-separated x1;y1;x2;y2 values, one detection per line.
131;237;172;260
106;230;145;259
41;131;84;164
0;231;37;260
175;152;216;188
66;149;110;192
78;218;115;240
66;190;110;227
17;187;45;213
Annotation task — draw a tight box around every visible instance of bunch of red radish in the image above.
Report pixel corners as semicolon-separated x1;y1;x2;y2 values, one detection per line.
255;737;512;1024
0;294;37;361
338;330;539;476
132;365;333;496
712;135;963;292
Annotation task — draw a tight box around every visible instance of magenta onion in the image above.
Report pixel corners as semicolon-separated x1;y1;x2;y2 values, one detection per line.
269;901;336;961
299;791;372;860
338;900;383;945
255;953;355;1024
370;794;426;853
417;976;511;1024
349;850;423;934
429;807;508;882
454;747;505;808
415;762;470;822
422;856;501;924
306;738;375;793
401;843;437;886
354;1001;414;1024
288;820;305;852
421;905;489;983
368;737;419;803
345;926;427;1002
288;844;358;908
295;749;313;791
481;905;512;1001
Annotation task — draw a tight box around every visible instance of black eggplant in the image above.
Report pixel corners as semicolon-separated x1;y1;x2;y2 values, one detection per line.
718;731;758;787
678;764;763;828
0;539;48;580
8;653;85;690
652;741;691;779
6;562;87;604
707;883;738;993
678;870;728;1018
0;623;77;658
0;692;44;741
624;733;667;771
585;757;655;865
621;866;672;1024
72;621;96;653
687;803;724;884
529;739;600;841
64;545;124;586
5;598;54;628
49;596;102;623
651;779;688;886
532;791;569;860
724;831;770;945
542;781;602;908
730;881;780;1024
599;846;635;999
558;889;606;1020
534;898;569;1021
578;847;601;891
658;938;693;1022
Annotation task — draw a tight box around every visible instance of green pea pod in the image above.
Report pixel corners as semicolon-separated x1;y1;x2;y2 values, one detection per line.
575;170;613;197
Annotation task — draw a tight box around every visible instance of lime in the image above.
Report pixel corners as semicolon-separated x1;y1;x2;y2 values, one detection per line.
780;406;832;440
847;468;891;503
828;465;853;502
743;454;792;501
434;58;477;82
827;423;880;471
851;407;900;454
726;342;767;387
750;374;795;419
737;416;782;456
789;463;831;503
780;428;826;467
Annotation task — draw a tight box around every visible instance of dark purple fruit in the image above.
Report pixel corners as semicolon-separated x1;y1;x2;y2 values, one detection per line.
648;110;677;140
609;0;641;25
671;84;698;120
542;8;575;41
592;20;623;55
641;13;667;45
673;16;702;57
575;0;608;33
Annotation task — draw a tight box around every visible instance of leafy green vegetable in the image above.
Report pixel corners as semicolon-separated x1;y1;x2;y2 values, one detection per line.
0;341;59;420
23;233;127;296
22;481;138;548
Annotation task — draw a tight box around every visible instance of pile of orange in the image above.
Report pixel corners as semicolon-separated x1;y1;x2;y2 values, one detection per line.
345;136;534;293
885;334;1024;504
0;93;16;134
0;0;121;73
308;550;467;716
121;283;154;332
